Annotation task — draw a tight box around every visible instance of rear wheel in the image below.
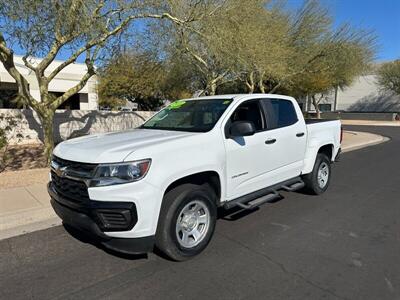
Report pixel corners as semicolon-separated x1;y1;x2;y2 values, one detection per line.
155;183;217;261
303;153;331;195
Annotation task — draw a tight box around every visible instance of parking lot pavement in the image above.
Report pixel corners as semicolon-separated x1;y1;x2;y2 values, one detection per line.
0;125;399;300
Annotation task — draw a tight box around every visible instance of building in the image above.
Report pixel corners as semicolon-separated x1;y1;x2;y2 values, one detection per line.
0;56;98;110
299;74;400;113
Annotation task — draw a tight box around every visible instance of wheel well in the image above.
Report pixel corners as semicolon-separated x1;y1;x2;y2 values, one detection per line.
164;171;221;204
318;144;333;161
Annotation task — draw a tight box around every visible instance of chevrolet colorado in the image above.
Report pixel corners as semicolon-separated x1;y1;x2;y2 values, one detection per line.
49;94;341;261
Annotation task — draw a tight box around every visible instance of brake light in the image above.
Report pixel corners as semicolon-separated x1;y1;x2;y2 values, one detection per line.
340;126;343;144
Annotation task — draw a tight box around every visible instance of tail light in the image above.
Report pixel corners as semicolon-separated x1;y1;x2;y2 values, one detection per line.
340;126;343;144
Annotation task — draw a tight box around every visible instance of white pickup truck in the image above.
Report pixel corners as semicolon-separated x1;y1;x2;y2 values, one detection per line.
49;94;341;261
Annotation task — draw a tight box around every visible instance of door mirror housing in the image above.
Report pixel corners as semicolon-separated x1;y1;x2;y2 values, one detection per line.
229;121;256;137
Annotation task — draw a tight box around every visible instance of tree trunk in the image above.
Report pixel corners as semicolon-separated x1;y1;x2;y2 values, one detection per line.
311;95;321;119
39;110;55;165
258;71;266;93
245;71;255;93
269;82;281;94
208;80;217;96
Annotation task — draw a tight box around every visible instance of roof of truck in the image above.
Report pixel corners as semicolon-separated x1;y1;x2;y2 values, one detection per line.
184;94;295;102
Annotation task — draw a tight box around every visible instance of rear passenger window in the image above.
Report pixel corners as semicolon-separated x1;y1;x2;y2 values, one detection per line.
262;99;298;129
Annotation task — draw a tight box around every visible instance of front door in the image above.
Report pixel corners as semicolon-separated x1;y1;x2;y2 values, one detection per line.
224;100;271;199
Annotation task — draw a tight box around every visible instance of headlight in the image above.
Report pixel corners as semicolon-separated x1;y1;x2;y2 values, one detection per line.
90;159;151;187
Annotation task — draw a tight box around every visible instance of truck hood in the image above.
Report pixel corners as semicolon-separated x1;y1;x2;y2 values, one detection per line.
53;129;196;163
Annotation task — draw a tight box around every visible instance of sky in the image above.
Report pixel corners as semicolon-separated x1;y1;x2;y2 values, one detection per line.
7;0;400;63
286;0;400;61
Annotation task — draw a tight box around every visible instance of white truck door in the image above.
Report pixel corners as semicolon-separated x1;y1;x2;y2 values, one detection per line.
224;99;275;199
259;98;307;184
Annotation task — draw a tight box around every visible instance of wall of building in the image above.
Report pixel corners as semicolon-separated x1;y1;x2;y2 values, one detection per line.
300;74;400;113
1;109;155;144
336;75;400;112
0;56;98;110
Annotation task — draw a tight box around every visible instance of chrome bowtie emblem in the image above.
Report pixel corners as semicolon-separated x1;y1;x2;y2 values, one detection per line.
51;161;67;178
56;166;68;177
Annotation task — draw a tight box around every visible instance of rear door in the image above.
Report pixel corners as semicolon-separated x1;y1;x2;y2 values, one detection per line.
259;98;307;182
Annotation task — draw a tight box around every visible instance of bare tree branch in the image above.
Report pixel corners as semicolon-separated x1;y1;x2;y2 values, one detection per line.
0;33;36;108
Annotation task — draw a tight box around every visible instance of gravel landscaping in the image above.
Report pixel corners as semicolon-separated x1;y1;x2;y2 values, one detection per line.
1;144;47;171
0;144;48;188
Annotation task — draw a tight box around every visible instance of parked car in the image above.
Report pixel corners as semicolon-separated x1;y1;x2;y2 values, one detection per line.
49;94;342;261
117;106;132;112
99;106;111;111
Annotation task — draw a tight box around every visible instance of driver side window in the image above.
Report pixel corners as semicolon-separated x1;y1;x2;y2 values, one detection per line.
229;100;265;131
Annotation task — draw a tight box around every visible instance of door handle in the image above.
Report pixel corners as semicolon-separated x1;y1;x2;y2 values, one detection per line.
296;132;305;137
265;138;276;144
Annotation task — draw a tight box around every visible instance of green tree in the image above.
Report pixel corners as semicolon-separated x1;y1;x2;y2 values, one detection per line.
98;51;165;110
377;60;400;95
289;38;375;118
161;0;252;95
265;0;375;97
98;50;196;110
233;1;291;93
0;0;192;163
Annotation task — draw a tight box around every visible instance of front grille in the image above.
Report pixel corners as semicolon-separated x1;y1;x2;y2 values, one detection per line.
52;156;97;178
51;156;98;203
51;171;89;203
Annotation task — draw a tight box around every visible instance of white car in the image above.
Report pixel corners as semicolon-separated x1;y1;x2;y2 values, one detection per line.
49;94;341;261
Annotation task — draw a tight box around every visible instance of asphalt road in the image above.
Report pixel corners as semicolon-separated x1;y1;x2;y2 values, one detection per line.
1;126;399;300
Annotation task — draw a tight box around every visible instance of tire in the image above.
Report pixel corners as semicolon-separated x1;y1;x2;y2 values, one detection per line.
155;183;217;261
302;153;331;195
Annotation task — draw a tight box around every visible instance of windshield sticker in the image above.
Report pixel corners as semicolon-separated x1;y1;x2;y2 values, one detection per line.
223;100;231;105
169;100;186;109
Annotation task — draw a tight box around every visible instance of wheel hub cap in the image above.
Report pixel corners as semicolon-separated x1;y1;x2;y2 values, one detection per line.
317;162;329;188
176;200;210;248
181;214;197;231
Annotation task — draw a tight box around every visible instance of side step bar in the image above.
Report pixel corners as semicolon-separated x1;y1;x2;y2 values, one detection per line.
236;191;280;210
281;181;305;192
224;177;305;210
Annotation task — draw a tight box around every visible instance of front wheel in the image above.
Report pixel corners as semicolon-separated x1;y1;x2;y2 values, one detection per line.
155;183;217;261
302;153;331;195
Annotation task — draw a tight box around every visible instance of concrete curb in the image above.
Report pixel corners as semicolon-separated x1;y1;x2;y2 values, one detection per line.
0;217;61;241
340;120;400;127
341;131;389;153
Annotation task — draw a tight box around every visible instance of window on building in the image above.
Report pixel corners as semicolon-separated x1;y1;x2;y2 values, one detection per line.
318;104;332;112
0;82;22;108
262;99;298;129
52;92;80;110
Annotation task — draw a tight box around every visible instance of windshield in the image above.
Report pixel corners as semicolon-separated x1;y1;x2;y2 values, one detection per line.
142;99;233;132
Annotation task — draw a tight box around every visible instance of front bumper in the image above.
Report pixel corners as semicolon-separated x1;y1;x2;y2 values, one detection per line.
335;148;342;162
48;183;155;254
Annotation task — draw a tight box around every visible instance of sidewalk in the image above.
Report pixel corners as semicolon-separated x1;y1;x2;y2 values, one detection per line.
0;130;389;240
0;177;61;240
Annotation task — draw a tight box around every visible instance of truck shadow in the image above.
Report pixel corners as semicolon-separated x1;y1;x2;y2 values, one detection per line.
63;224;148;261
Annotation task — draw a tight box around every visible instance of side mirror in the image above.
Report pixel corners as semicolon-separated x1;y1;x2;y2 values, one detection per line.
229;121;256;137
